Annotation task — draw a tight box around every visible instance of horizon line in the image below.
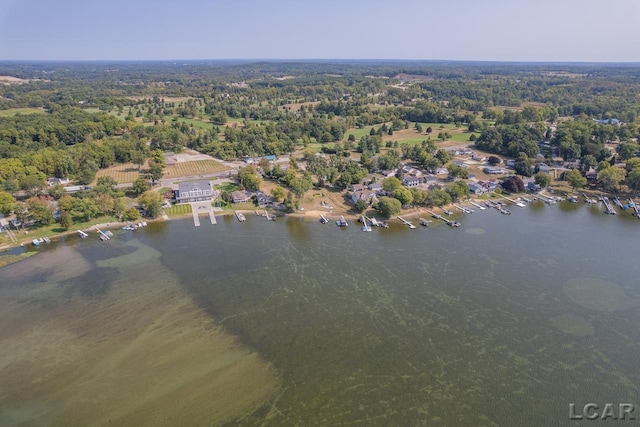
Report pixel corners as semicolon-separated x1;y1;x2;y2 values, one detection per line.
1;58;640;65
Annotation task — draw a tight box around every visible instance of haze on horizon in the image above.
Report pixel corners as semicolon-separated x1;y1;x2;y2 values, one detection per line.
0;0;639;62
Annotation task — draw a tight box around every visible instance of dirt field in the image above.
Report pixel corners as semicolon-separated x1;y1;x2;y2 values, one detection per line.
0;76;29;84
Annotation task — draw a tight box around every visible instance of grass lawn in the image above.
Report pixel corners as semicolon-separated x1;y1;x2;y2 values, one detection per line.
0;107;46;117
169;116;215;130
164;204;192;217
214;182;241;192
15;215;119;242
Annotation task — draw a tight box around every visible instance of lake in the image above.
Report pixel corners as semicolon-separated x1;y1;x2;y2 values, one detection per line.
1;201;639;426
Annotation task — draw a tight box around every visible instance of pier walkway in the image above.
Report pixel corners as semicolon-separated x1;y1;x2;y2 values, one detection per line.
190;201;217;226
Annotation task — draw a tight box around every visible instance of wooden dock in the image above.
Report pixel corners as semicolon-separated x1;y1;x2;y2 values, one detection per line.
426;210;460;227
234;211;246;222
320;214;328;224
501;195;526;207
629;199;640;218
469;201;486;210
397;216;416;229
600;196;617;215
454;204;474;214
582;193;597;204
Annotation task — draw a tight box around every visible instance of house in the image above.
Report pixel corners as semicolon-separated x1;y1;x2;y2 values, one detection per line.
505;159;516;169
351;189;378;205
255;191;273;208
434;167;449;175
47;177;70;186
263;155;277;161
231;190;250;204
537;163;551;174
175;180;213;203
402;176;421;187
527;181;541;192
468;182;487;195
585;167;597;181
351;184;366;193
381;169;398;178
423;174;439;185
483;167;505;175
368;182;383;193
478;180;500;192
471;153;486;162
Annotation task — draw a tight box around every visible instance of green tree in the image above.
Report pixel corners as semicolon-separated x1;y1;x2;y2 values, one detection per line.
138;190;164;218
237;166;262;191
125;206;141;221
409;188;428;205
271;185;286;202
48;184;66;200
425;188;451;207
375;197;402;218
382;177;401;193
447;181;470;202
393;187;413;206
534;173;551;189
132;178;151;196
25;197;54;225
59;211;73;230
0;191;15;216
597;167;626;191
626;166;640;191
73;197;100;222
565;169;587;190
354;199;369;213
95;176;117;196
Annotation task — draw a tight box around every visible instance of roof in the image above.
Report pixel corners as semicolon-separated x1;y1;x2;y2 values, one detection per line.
177;180;212;193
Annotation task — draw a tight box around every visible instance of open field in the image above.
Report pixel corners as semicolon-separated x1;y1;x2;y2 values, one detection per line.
95;163;142;184
0;107;46;117
170;116;215;129
283;101;320;111
0;76;30;84
164;159;229;178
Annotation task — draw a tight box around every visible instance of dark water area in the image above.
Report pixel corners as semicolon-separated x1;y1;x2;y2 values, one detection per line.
3;202;640;425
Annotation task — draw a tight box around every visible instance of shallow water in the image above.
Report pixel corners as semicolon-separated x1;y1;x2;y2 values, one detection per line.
1;202;640;425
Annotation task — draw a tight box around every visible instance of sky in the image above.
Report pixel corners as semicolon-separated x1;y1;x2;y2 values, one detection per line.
0;0;639;62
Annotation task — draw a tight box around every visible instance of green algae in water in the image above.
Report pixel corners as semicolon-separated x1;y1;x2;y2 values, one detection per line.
550;313;595;336
563;277;640;312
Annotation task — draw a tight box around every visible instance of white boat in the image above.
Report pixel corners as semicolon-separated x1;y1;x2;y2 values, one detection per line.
336;216;348;227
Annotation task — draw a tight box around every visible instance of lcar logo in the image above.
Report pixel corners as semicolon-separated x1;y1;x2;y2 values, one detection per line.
570;403;636;421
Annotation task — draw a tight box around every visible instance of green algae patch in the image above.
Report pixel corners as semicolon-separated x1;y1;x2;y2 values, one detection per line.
550;313;595;336
0;252;37;269
563;278;640;312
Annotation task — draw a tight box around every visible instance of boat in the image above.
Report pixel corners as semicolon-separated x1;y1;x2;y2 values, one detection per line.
32;239;40;246
568;196;578;203
448;220;461;227
42;237;51;243
336;216;348;227
319;214;329;224
419;218;432;227
443;209;453;216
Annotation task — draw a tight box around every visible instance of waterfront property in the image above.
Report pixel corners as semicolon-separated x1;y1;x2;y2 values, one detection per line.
231;190;250;204
175;180;213;203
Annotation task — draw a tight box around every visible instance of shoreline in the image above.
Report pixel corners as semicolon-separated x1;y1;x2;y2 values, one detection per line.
1;189;636;255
